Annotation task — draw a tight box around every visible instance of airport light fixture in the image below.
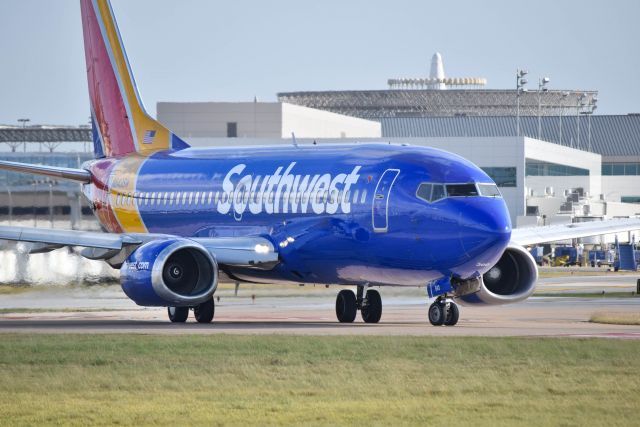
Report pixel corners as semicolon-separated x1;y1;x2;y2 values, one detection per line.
583;96;598;152
558;91;570;145
18;118;30;152
576;94;588;150
516;69;528;136
537;77;550;139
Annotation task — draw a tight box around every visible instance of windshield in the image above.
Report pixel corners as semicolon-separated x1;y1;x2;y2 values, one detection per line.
478;183;501;197
416;183;446;203
445;184;479;197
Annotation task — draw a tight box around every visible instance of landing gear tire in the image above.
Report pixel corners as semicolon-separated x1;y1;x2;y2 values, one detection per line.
361;289;382;323
428;302;445;326
168;306;189;323
336;290;357;323
194;297;215;323
444;302;459;326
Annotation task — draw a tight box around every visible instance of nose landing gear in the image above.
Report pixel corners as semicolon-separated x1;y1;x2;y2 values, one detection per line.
428;297;459;326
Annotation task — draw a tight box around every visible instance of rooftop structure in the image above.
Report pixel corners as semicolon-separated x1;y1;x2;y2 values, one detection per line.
278;89;599;119
278;52;597;119
380;114;640;158
0;127;92;152
387;52;487;90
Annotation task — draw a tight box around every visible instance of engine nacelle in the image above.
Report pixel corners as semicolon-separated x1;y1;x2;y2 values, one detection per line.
456;244;538;305
120;239;218;307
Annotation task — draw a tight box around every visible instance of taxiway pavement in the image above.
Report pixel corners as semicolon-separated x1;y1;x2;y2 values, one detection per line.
0;279;638;338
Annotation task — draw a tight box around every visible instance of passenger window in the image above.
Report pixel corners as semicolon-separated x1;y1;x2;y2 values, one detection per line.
352;189;360;204
208;192;213;204
360;189;367;204
446;184;479;197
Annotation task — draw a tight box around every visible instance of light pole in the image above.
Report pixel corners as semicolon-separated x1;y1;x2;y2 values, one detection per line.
537;77;550;139
558;91;569;145
17;118;30;152
576;94;587;150
516;69;528;136
586;97;598;152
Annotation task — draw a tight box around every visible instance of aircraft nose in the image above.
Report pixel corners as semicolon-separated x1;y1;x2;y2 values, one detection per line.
457;199;511;259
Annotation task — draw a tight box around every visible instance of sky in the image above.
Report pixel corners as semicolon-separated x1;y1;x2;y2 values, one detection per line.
0;0;639;126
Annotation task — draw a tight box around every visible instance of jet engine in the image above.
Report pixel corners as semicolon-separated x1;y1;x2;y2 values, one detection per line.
120;239;218;306
456;244;538;305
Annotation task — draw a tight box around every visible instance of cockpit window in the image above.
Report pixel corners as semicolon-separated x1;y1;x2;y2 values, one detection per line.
446;184;479;197
416;183;432;201
416;183;445;203
478;183;501;197
431;184;445;201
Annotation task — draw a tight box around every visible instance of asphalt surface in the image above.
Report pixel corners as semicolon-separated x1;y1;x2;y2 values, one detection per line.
0;275;639;338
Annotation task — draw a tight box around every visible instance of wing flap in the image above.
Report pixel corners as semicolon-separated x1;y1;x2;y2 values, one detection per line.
0;225;279;269
511;218;640;246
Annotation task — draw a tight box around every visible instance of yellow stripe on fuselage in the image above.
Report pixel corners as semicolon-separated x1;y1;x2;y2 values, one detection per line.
109;156;147;233
96;0;171;154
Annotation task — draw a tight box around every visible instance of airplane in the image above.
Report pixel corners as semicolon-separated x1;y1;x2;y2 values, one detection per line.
1;0;639;326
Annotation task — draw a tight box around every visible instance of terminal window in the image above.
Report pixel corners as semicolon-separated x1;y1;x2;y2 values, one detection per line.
227;122;238;138
525;160;589;177
481;167;516;187
602;163;640;176
621;196;640;204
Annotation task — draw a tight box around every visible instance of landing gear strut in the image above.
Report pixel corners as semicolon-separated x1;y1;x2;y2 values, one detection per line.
335;286;382;323
428;297;459;326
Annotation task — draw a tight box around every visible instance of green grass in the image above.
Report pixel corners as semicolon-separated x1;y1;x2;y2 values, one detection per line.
590;312;640;325
537;270;637;278
0;285;31;295
0;335;638;426
534;292;638;298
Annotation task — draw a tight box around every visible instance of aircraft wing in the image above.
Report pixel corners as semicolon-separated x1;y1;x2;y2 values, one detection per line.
0;159;91;183
511;217;640;246
0;225;278;268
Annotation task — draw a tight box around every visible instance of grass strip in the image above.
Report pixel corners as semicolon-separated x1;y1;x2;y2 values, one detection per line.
590;312;640;326
0;334;638;426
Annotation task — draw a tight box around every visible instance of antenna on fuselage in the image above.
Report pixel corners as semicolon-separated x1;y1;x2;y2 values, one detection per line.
291;132;299;148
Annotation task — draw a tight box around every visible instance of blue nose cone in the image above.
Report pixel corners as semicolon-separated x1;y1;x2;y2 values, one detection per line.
456;198;511;264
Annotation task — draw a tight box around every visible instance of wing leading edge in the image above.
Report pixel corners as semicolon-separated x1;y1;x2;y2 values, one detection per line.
0;160;91;183
511;217;640;246
0;225;278;269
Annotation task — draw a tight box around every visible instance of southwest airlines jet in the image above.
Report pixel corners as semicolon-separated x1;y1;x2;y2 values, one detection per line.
0;0;638;326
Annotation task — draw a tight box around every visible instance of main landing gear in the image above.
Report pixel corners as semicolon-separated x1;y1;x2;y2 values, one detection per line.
167;296;215;323
428;297;459;326
335;286;382;323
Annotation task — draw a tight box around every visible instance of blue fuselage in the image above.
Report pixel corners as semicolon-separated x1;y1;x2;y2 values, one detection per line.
85;143;512;287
